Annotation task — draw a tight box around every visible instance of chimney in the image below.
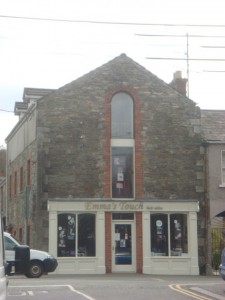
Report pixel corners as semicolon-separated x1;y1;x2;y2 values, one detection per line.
170;71;188;97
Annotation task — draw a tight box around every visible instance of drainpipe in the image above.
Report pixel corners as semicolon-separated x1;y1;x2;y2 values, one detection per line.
24;185;29;244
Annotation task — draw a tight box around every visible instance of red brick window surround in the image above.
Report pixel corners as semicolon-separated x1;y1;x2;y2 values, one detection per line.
104;87;143;199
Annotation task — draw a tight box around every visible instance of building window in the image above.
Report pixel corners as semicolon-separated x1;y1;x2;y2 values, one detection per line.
111;92;134;199
222;151;225;186
151;213;188;256
20;167;24;192
27;159;31;186
111;92;133;139
9;175;12;198
112;213;134;220
57;213;95;257
14;172;17;195
112;147;133;198
151;214;168;256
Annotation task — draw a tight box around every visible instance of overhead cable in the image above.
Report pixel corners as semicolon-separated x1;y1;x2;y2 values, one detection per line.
1;14;225;27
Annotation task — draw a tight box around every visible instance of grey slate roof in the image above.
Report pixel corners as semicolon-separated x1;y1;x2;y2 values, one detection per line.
201;110;225;142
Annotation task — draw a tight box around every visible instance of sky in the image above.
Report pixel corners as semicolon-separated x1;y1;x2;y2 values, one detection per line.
1;0;225;146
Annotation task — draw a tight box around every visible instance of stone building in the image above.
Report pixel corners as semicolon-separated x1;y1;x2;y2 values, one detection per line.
6;54;206;275
201;110;225;273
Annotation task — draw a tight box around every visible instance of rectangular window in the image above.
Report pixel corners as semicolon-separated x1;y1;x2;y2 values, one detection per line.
222;151;225;185
112;147;133;198
57;213;96;257
151;214;168;256
112;213;134;220
9;175;12;198
151;213;188;257
27;160;31;186
14;172;17;195
20;167;24;192
0;186;3;206
170;214;188;256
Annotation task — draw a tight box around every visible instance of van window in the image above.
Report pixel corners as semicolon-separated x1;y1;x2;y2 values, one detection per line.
4;236;16;250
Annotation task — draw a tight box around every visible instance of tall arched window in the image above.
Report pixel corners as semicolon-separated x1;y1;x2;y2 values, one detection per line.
111;92;134;199
111;93;133;138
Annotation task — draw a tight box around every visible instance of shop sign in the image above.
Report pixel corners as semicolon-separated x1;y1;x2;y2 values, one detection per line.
85;202;163;211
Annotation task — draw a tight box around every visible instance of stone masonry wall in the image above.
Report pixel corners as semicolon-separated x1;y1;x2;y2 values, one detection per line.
33;54;205;255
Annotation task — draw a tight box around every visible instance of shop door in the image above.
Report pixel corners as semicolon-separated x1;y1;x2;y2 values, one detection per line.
112;222;136;272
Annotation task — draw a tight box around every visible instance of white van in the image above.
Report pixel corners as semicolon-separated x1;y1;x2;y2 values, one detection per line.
0;222;30;299
4;232;57;278
0;226;7;300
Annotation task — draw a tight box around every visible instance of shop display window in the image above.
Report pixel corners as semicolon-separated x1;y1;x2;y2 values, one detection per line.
151;213;188;257
170;214;188;256
151;214;168;256
58;213;96;257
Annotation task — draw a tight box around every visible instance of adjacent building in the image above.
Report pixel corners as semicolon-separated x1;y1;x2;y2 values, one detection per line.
5;54;208;275
201;110;225;272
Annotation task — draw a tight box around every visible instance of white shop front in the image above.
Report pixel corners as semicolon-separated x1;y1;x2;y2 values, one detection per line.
48;199;199;275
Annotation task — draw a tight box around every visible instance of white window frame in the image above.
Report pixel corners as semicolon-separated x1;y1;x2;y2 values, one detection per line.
221;150;225;187
111;139;135;200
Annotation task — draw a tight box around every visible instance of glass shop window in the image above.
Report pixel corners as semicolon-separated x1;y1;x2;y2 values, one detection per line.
170;214;188;256
78;214;96;257
57;213;96;257
151;214;168;256
58;213;76;257
150;213;188;257
112;147;133;198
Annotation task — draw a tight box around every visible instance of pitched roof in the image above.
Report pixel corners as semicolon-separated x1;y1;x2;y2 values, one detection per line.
201;110;225;142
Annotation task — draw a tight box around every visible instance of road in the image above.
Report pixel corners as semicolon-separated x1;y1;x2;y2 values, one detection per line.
7;273;225;300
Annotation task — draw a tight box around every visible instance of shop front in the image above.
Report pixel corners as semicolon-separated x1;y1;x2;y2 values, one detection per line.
48;199;199;275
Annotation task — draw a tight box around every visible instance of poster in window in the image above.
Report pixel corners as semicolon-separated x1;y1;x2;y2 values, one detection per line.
114;157;120;165
67;215;75;240
115;233;120;241
120;239;126;247
116;182;123;189
58;226;66;247
117;172;124;181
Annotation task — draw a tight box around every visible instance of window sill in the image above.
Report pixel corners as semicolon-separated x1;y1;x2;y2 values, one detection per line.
219;184;225;188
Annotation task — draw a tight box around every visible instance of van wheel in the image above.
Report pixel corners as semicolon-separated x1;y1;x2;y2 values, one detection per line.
25;261;44;278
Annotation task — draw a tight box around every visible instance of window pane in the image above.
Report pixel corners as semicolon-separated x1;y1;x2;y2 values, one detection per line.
5;236;16;250
112;213;134;220
170;214;188;256
78;214;96;257
58;214;76;257
111;93;133;138
222;151;225;184
112;147;133;198
222;151;225;168
151;214;168;256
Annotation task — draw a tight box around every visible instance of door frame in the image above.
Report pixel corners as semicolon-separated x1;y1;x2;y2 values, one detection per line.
111;220;136;272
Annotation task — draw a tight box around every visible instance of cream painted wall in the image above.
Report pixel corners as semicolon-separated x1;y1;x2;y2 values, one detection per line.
48;200;199;275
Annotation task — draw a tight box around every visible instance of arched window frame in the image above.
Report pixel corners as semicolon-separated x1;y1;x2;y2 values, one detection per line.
111;92;134;199
111;92;134;139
